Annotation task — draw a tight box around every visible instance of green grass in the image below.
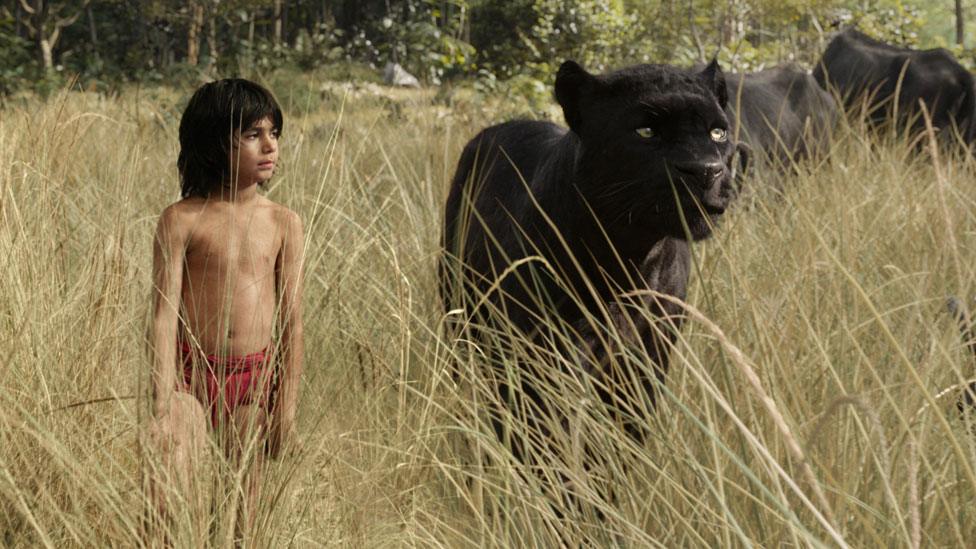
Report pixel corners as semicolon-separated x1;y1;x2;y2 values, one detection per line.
2;78;976;547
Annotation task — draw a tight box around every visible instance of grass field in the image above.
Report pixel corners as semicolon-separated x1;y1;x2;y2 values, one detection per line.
3;74;976;547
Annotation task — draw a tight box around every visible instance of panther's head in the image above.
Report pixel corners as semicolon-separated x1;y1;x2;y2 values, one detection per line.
556;60;744;242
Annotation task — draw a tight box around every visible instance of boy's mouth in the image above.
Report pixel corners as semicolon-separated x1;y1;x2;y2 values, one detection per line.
258;160;275;170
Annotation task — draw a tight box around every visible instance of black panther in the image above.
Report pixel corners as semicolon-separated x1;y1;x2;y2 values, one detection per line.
726;64;837;167
814;29;976;145
441;60;744;448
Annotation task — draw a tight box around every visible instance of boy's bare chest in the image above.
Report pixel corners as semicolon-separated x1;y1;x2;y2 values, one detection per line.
185;214;280;275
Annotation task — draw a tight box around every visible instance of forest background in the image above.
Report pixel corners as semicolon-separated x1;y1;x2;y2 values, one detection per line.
1;0;974;103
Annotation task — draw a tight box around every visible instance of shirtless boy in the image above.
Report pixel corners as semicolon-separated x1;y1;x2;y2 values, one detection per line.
147;78;304;542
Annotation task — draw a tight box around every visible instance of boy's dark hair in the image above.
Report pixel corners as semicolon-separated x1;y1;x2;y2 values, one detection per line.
178;78;284;198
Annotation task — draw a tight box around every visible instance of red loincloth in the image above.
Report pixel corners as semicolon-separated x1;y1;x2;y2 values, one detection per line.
179;341;275;429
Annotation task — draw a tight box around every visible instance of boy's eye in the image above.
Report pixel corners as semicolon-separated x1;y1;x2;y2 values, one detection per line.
635;127;654;139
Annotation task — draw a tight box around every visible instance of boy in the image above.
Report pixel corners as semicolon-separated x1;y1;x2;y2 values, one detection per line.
147;78;304;541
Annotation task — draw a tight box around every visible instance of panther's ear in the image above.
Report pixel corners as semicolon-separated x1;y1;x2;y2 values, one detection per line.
555;60;596;133
699;58;728;109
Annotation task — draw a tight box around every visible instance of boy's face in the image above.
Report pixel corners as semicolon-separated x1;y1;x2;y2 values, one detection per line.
231;116;279;188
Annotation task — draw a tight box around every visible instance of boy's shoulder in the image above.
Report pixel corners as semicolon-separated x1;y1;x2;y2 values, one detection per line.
158;196;300;233
156;198;206;236
161;197;208;219
257;196;302;228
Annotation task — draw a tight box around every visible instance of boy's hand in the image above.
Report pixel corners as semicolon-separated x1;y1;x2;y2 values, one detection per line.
152;390;174;421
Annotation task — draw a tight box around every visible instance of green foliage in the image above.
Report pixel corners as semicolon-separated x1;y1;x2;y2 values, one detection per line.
471;69;556;119
468;0;535;78
369;0;476;84
471;0;637;81
528;0;638;72
836;1;925;46
228;25;346;74
0;0;963;98
0;16;31;94
464;0;641;108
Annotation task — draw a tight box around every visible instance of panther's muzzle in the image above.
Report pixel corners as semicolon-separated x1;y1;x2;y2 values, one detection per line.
669;158;733;213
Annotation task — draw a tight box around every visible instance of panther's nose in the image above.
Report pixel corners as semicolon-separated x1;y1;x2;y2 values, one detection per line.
671;160;725;184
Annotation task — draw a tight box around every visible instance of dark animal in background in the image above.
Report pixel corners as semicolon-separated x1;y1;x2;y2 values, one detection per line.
441;59;744;449
814;29;976;145
726;65;837;166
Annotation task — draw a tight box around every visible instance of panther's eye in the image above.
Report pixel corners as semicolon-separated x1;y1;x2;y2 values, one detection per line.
635;127;654;139
710;128;728;142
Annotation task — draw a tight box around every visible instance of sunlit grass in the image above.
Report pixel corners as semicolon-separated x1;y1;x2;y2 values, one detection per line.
2;76;976;547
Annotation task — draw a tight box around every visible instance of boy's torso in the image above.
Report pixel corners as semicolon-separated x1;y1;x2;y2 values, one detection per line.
177;195;286;357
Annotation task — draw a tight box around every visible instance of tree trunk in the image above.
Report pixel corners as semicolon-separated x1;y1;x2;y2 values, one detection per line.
14;1;23;39
688;0;706;62
725;0;745;46
86;4;97;45
25;0;52;70
274;0;282;46
282;0;288;44
187;1;204;65
957;0;965;46
206;13;218;70
39;37;53;70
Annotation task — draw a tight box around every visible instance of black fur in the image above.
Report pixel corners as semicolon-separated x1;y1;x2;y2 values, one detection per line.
814;29;976;145
726;64;837;166
441;61;740;444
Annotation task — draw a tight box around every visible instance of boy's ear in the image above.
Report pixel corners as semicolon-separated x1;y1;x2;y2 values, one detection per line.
700;58;728;109
555;60;596;134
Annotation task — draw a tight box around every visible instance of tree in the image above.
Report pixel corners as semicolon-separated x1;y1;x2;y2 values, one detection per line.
187;0;204;65
956;0;964;46
273;0;281;45
16;0;90;72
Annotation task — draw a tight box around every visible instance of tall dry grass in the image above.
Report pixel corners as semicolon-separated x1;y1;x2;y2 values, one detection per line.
2;77;976;547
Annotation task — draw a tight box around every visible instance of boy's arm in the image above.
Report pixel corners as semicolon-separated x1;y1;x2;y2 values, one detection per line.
150;206;188;418
272;209;305;455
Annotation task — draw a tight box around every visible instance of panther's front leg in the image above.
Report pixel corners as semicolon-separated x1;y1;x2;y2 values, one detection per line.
573;237;692;441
